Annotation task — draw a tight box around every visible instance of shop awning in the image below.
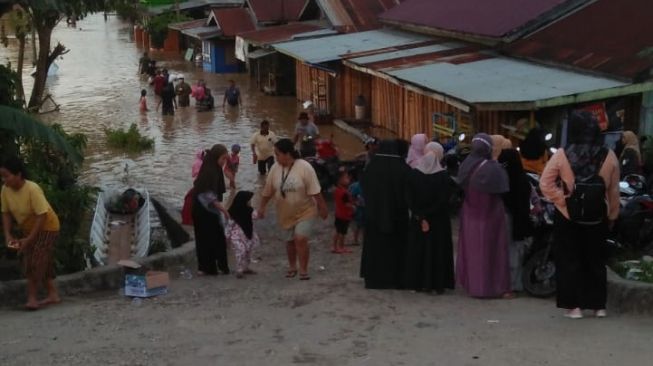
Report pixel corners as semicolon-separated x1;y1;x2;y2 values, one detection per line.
248;49;276;59
181;26;221;40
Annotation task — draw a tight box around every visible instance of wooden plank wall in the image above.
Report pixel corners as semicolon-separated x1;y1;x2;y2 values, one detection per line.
295;61;333;113
371;77;403;136
475;110;510;135
336;67;372;119
295;60;313;103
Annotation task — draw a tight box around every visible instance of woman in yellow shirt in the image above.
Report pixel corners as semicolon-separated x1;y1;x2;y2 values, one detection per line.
1;157;61;310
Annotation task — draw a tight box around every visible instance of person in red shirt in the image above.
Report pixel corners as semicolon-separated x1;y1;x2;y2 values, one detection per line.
151;70;166;97
332;171;354;254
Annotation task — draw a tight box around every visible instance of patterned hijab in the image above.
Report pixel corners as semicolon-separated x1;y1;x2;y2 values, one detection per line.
565;111;605;178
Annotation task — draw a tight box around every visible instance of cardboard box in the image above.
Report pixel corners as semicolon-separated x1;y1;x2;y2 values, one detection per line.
118;260;170;298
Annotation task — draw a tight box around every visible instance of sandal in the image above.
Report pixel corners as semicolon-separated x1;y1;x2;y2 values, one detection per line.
299;273;311;281
285;270;298;278
24;303;40;311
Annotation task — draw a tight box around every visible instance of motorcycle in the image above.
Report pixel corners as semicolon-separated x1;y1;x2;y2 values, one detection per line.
303;138;366;192
614;174;653;252
521;172;557;298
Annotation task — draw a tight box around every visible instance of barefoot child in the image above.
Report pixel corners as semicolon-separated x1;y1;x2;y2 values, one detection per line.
349;178;364;246
332;171;354;253
224;144;240;189
225;191;260;278
139;89;148;113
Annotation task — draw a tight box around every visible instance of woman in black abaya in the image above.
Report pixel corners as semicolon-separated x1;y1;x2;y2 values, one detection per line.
192;144;231;275
360;139;410;289
403;142;454;293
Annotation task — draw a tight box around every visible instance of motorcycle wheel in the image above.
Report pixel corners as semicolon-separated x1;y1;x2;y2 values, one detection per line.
522;248;556;298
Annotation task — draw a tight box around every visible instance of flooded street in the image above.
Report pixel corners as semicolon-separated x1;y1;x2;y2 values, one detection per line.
0;14;363;204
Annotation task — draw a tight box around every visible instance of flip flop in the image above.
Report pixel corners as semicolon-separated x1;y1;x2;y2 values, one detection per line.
24;304;40;311
299;273;311;281
340;248;353;254
285;270;298;278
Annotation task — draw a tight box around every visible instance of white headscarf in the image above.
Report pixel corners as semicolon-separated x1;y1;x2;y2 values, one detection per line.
416;142;445;175
406;133;428;168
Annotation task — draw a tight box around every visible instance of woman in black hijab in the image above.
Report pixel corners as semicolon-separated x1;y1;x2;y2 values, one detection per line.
226;191;260;278
192;144;231;275
360;139;410;289
498;148;533;292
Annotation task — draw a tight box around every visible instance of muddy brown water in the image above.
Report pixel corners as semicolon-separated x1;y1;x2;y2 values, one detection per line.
0;14;365;206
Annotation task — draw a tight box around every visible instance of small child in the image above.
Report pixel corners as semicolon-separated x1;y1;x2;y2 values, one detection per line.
224;144;240;189
139;89;148;113
332;170;354;254
349;178;364;246
225;191;260;278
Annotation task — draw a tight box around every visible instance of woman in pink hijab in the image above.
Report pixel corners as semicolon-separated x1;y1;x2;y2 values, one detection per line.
406;134;428;168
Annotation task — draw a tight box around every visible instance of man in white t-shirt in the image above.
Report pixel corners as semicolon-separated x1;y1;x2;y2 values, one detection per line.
250;120;277;175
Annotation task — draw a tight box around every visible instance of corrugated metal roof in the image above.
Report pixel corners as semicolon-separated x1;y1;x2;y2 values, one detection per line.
317;0;404;33
273;28;431;63
384;57;627;104
169;18;208;31
181;26;223;39
247;0;308;23
238;22;324;45
379;0;589;40
211;7;257;37
147;0;243;15
348;42;463;64
248;49;277;59
506;0;653;81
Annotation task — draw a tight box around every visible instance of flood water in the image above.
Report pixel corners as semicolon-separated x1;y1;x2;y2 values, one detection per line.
0;14;364;205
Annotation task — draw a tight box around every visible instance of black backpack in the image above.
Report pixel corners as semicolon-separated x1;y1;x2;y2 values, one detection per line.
565;148;608;225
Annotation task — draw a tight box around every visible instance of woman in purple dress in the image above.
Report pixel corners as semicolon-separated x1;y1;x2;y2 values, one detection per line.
455;133;512;298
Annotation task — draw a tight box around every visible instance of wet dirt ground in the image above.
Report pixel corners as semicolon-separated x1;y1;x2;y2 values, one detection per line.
1;212;653;366
1;14;653;366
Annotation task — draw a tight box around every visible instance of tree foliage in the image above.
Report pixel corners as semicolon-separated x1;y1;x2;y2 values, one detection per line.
145;12;191;48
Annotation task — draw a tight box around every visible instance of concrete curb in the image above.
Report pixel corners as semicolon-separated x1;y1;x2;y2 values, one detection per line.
607;267;653;315
0;241;196;306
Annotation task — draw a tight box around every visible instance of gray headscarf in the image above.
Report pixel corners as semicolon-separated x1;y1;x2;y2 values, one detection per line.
457;133;509;194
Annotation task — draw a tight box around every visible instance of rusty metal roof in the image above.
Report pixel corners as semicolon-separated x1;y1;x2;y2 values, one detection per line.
238;22;325;45
169;18;209;31
247;0;309;23
317;0;404;33
210;7;257;37
379;0;590;41
505;0;653;81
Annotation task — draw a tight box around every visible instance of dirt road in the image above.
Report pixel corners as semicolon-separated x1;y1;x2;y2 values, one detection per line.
1;213;652;366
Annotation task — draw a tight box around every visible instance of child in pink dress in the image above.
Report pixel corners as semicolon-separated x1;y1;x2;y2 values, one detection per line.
224;144;240;189
139;89;148;113
225;191;260;278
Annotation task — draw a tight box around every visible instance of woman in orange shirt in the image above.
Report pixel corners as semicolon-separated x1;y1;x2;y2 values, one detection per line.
1;157;61;310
